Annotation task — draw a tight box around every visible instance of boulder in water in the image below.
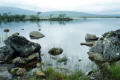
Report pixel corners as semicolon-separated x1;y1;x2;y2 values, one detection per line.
29;31;45;39
4;35;41;57
48;48;63;56
85;33;98;42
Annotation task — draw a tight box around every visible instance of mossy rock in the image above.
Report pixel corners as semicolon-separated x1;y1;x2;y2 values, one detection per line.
48;48;63;56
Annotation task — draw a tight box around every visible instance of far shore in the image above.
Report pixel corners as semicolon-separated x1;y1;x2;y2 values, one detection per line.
0;15;120;22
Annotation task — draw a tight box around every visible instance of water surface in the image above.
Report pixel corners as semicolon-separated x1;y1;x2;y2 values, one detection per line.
0;18;120;72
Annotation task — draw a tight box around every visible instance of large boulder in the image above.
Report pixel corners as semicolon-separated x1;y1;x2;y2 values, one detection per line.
0;46;14;62
29;31;45;39
89;30;120;62
87;30;120;79
4;35;41;57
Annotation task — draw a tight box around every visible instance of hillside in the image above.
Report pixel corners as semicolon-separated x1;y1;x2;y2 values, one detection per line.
0;7;36;15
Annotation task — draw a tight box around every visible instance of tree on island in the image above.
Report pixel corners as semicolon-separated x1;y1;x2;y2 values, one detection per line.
58;14;66;18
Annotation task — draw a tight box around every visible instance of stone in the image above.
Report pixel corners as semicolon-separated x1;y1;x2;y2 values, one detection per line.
12;57;26;64
12;32;19;36
78;59;82;62
80;42;95;47
85;33;98;42
48;48;63;56
36;63;43;67
88;52;105;63
27;53;38;61
4;29;10;32
10;67;27;76
34;70;45;78
4;35;41;57
30;31;45;39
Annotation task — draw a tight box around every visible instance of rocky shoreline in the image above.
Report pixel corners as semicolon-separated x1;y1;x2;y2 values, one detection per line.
0;29;120;80
0;34;42;79
81;29;120;80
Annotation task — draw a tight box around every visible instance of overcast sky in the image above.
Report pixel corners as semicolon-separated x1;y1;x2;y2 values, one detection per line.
0;0;120;14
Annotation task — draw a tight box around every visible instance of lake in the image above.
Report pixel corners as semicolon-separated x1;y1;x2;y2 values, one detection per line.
0;18;120;73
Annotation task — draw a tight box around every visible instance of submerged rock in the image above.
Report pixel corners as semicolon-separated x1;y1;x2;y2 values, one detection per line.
48;48;63;56
29;31;45;39
57;56;68;62
4;35;41;57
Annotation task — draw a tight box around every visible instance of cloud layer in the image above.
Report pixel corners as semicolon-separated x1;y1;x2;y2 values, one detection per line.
0;0;119;14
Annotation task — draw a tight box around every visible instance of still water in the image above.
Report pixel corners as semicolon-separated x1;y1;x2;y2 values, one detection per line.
0;18;120;73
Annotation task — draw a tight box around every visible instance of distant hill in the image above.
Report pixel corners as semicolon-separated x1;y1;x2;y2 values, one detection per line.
0;7;97;17
38;11;120;18
0;7;120;18
0;7;36;15
40;11;97;18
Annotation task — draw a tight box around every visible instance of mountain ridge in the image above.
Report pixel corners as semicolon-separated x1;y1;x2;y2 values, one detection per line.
0;7;120;18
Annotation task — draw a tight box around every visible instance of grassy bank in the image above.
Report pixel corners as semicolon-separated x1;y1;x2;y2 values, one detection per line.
28;68;88;80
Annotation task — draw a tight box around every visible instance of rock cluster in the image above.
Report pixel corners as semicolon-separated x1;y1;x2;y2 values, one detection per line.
0;35;41;77
87;29;120;79
80;33;98;47
88;30;120;62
